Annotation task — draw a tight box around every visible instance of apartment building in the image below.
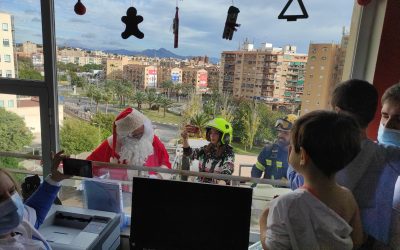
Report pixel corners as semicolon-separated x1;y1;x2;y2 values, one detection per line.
0;12;15;78
219;42;306;111
123;64;146;90
301;43;340;114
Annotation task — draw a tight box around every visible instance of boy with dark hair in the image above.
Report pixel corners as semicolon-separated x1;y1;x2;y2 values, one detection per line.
260;111;364;249
288;79;400;246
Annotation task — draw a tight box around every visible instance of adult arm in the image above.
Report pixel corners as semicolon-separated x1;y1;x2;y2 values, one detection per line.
220;147;235;176
287;165;304;190
25;151;70;229
25;177;61;229
251;146;271;178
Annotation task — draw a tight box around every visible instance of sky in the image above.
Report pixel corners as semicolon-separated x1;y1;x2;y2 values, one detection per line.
2;0;354;58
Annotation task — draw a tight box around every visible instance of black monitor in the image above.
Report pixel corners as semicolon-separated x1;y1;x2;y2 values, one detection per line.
130;177;253;250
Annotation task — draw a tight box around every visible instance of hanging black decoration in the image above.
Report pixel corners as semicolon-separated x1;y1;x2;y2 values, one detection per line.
222;6;240;40
121;7;144;39
278;0;309;21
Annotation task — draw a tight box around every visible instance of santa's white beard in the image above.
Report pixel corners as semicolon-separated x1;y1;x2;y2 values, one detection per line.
119;136;154;166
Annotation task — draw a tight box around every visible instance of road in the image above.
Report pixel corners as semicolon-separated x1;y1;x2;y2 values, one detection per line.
62;95;179;145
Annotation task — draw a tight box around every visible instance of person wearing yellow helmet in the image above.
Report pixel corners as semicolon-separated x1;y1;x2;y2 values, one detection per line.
181;117;235;184
251;114;298;182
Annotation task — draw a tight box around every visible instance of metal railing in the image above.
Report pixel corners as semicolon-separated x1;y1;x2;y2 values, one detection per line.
0;151;289;187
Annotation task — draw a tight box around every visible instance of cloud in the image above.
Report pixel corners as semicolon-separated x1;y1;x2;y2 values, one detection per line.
7;0;354;57
69;18;91;23
31;17;40;22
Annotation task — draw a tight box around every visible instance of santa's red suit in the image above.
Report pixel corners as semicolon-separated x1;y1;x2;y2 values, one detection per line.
86;107;171;189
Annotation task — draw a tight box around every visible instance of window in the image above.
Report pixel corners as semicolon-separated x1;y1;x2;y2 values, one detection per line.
0;100;3;107
8;100;14;108
6;70;12;78
2;23;8;31
3;39;9;47
4;55;11;62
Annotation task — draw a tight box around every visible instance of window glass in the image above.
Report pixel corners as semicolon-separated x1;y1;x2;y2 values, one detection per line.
4;55;11;62
2;23;8;31
45;0;356;236
0;93;43;180
3;39;10;47
0;3;44;80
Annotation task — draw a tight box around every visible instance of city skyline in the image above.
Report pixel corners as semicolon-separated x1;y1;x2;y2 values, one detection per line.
3;0;353;57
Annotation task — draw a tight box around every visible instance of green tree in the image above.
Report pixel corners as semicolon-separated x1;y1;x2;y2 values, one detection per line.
0;108;33;151
159;97;174;117
133;91;147;110
146;91;158;110
160;80;174;98
189;112;210;138
0;108;33;169
60;118;100;155
182;91;202;124
241;102;261;150
110;80;133;107
70;72;86;87
17;57;43;80
90;113;115;139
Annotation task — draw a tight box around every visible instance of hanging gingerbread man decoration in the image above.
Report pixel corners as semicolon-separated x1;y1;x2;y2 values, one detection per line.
121;7;144;39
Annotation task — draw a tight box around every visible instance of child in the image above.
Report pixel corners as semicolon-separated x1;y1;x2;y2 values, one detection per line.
260;110;364;249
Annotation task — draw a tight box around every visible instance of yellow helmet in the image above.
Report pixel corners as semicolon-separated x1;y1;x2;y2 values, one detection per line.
275;114;298;130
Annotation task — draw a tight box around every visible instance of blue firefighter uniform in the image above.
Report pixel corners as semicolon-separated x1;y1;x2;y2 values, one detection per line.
251;142;289;180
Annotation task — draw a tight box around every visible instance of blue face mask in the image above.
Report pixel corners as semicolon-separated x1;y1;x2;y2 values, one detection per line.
378;123;400;147
0;193;24;235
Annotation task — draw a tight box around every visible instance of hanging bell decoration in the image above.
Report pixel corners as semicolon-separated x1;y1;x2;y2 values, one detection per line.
74;0;86;15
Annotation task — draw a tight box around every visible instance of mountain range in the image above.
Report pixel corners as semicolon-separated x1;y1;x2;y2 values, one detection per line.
103;48;220;64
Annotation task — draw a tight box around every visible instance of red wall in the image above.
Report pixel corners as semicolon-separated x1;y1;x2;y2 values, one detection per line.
369;0;400;139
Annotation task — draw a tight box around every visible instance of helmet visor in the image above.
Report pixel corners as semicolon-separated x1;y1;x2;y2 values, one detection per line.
275;118;292;130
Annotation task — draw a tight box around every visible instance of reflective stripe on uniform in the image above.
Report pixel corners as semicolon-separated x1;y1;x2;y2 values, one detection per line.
266;159;272;166
255;161;265;171
276;161;283;168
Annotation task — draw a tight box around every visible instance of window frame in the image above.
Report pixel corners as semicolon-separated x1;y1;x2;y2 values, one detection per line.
0;0;58;175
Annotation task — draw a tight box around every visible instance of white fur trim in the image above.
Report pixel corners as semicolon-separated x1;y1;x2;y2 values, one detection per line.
115;110;146;136
110;157;118;163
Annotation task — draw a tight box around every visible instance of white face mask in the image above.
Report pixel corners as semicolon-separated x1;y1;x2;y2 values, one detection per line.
0;193;24;235
377;123;400;147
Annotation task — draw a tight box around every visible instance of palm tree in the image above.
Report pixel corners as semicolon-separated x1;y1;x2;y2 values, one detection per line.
241;102;261;150
146;91;158;110
102;89;113;114
159;97;174;117
133;91;146;110
160;80;174;98
189;112;210;138
173;84;183;102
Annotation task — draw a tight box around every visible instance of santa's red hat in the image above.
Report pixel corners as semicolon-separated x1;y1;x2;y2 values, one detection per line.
111;107;146;160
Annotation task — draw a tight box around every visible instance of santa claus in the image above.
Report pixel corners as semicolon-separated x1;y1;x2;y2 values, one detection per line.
87;107;171;185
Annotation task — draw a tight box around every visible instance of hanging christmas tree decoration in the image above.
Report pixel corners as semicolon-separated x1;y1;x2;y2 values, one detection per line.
222;6;240;40
74;0;86;15
357;0;372;6
173;6;179;48
121;5;144;39
278;0;308;21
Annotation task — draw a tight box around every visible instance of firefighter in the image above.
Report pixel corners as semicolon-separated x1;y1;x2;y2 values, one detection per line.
251;114;298;181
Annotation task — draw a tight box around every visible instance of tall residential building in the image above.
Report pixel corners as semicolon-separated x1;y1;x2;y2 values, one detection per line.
300;43;340;114
219;42;306;111
0;12;15;78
